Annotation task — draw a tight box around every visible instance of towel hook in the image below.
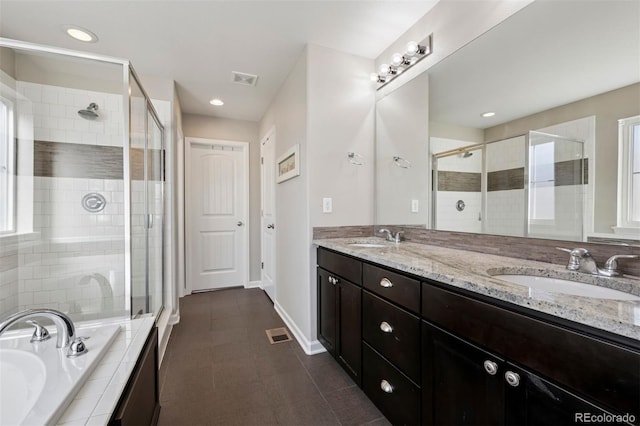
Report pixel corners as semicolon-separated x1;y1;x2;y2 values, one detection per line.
393;156;411;169
347;152;365;166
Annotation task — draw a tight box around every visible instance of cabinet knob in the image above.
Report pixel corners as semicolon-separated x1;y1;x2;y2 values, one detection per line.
379;321;393;333
328;276;339;285
505;371;520;387
379;277;393;288
483;360;498;375
380;379;394;394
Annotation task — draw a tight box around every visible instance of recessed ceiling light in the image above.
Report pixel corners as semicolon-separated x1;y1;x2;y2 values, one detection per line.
209;98;224;106
63;25;98;43
481;111;496;118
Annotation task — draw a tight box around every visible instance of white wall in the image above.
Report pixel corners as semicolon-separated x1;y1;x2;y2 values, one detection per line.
259;48;312;350
181;114;261;283
376;72;428;225
258;45;375;353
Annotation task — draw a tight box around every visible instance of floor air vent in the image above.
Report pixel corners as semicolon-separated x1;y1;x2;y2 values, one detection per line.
265;327;293;344
231;71;258;86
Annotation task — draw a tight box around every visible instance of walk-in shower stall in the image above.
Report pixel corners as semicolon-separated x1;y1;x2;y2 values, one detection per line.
433;131;585;241
0;39;164;321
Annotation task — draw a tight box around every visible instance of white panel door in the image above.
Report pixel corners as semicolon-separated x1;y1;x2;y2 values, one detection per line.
261;129;276;301
186;138;248;292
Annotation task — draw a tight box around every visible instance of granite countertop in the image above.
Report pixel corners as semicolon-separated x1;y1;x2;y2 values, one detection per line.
314;237;640;341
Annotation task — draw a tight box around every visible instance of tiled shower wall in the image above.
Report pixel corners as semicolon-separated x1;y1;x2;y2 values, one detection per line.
0;81;127;319
432;137;482;233
485;135;526;237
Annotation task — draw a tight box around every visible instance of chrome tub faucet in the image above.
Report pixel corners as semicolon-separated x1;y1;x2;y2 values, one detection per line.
0;308;87;357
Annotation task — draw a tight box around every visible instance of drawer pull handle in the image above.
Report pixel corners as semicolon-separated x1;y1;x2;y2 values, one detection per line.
379;277;393;288
505;371;520;387
379;321;393;333
483;360;498;375
380;379;394;393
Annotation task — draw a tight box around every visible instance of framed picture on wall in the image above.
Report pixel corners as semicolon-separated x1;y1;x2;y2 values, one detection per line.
276;144;300;183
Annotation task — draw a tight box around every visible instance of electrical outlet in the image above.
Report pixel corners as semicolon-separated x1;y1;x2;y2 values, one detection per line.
323;197;333;213
411;199;419;213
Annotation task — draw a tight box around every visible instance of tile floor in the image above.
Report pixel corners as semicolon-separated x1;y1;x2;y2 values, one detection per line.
158;288;391;426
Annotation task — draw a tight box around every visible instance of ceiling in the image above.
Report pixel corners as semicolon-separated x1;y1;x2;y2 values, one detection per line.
0;0;438;122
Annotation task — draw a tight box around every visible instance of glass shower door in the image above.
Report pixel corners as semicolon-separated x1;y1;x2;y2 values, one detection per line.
129;72;163;317
147;111;163;316
527;131;585;241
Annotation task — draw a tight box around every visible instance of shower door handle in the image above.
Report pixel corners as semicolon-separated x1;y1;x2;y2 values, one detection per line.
146;214;154;229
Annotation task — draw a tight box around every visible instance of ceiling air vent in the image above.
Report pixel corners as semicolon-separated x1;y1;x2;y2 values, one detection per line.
231;71;258;87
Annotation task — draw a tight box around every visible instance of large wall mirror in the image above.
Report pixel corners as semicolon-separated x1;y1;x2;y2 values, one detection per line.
375;0;640;245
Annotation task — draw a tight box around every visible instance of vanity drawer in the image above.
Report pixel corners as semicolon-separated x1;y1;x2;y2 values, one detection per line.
363;263;420;313
317;248;362;285
363;290;421;383
422;282;640;417
363;342;420;426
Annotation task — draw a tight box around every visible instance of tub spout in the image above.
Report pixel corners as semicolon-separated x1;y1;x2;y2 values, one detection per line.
0;308;76;349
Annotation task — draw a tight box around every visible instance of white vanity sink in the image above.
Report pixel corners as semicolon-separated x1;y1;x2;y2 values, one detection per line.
348;243;387;248
493;275;640;301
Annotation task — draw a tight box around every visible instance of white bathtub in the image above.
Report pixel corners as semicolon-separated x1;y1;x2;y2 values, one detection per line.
0;323;120;425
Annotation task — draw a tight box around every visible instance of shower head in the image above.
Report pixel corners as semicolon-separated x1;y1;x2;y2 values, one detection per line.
78;103;99;120
462;151;473;158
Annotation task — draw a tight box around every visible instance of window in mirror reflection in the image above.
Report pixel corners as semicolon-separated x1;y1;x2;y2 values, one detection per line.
617;115;640;232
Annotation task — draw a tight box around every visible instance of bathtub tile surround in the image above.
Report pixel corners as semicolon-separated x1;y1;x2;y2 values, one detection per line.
314;237;640;341
56;317;155;425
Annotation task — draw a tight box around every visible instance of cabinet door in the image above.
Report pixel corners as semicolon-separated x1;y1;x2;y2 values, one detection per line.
505;364;624;426
422;321;504;426
317;267;337;355
337;278;362;385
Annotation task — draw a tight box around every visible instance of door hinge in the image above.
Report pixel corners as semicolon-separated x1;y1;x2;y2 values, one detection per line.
261;157;264;165
261;262;264;269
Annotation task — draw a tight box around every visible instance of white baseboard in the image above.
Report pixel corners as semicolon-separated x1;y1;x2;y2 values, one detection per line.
157;310;174;366
245;280;262;289
274;301;326;355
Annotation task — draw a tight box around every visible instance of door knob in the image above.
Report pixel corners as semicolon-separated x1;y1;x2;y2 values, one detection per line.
237;221;244;227
267;224;274;229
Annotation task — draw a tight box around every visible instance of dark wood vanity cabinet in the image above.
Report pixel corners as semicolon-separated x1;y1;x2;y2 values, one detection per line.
422;283;640;426
316;246;640;426
109;326;160;426
317;248;363;385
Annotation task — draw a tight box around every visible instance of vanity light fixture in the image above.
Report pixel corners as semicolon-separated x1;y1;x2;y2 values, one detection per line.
372;34;432;89
63;25;98;43
481;111;496;118
209;98;224;106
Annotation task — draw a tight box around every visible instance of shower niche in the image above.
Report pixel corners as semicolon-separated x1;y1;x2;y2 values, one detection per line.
0;39;164;321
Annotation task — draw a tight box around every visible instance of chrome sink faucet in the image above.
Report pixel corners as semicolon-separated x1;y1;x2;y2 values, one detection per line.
378;228;404;243
0;308;87;357
557;248;638;277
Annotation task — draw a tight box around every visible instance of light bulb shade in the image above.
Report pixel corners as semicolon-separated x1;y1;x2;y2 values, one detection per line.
379;64;390;76
370;73;380;82
406;41;419;56
391;53;404;66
